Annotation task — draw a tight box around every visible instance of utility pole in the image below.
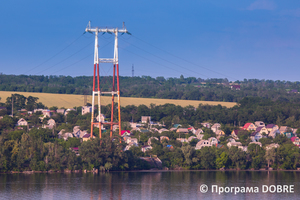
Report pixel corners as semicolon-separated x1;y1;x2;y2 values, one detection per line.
85;21;130;138
11;94;14;117
132;64;134;77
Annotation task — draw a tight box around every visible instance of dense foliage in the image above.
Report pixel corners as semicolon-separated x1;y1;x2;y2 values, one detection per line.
1;74;300;102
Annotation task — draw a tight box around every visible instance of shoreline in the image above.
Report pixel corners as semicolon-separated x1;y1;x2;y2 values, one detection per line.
2;168;300;174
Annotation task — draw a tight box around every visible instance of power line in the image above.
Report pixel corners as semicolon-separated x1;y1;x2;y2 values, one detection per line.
130;35;238;81
120;38;209;78
24;33;85;74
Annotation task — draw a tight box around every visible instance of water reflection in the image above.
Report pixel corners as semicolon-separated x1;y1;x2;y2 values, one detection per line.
0;171;300;200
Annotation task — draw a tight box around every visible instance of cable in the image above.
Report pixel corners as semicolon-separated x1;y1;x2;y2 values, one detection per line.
119;46;196;78
120;37;209;78
35;40;94;75
25;33;85;74
131;35;238;81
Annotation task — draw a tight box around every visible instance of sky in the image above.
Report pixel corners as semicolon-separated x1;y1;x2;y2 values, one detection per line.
1;0;300;81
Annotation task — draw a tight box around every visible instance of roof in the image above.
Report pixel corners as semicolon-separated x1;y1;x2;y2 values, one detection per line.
291;137;299;142
82;134;91;138
266;124;275;128
256;127;263;132
243;123;252;129
121;130;131;135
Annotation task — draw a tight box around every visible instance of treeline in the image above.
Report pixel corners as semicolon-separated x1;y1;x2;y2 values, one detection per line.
1;74;300;102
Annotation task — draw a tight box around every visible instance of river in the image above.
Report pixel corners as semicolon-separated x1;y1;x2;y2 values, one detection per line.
1;171;300;199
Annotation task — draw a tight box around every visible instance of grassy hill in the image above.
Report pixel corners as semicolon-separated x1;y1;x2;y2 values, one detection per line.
0;91;237;108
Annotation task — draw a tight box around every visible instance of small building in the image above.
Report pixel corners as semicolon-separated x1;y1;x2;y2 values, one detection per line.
211;123;221;133
158;128;169;134
266;124;279;132
176;138;189;143
188;136;198;142
227;142;242;148
56;109;65;115
176;128;189;134
266;143;280;151
216;130;225;136
208;137;218;146
201;122;211;128
242;123;256;131
121;130;131;136
195;140;212;150
255;121;265;128
42;119;56;129
82;106;92;115
291;137;300;146
141;116;151;123
82;134;92;142
160;136;169;141
147;137;159;145
124;142;139;151
268;129;280;138
249;141;262;147
141;145;152;152
17;118;28;126
250;131;263;142
231;85;241;90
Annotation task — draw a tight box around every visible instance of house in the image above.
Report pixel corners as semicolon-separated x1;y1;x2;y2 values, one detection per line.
196;134;204;140
42;110;52;118
216;130;225;136
211;123;221;133
56;109;65;115
249;141;262;147
70;147;79;155
17;118;28;126
291;137;300;146
158;128;169;134
42;119;56;129
141;145;152;152
227;142;242;148
242;123;256;131
82;133;93;142
61;132;74;141
147;137;159;145
173;124;182;128
238;146;248;152
231;85;241;90
65;108;76;115
121;130;131;136
195;129;204;135
201;122;211;128
188;126;196;133
82;106;92;115
176;128;189;134
141;116;151;123
131;127;141;132
176;138;189;143
125;137;138;144
113;125;119;131
255;121;265;128
266;143;280;151
255;127;268;135
208;137;218;146
268;129;280;138
160;136;169;141
250;131;263;141
124;142;139;151
231;130;241;139
195;140;212;150
188;136;198;142
169;127;177;132
279;126;288;134
266;124;279;132
283;132;294;139
96;114;105;122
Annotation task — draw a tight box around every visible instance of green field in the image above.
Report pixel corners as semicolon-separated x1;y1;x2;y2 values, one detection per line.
0;91;237;108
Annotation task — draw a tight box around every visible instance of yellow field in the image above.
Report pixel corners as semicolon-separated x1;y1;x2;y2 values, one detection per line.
0;91;237;108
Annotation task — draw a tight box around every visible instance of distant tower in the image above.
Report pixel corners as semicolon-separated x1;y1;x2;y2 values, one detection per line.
85;21;130;138
132;64;134;77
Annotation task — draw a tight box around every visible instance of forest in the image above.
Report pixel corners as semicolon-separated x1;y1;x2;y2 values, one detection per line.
1;74;300;102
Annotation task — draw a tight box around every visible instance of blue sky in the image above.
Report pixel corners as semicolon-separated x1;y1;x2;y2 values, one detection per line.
1;0;300;81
